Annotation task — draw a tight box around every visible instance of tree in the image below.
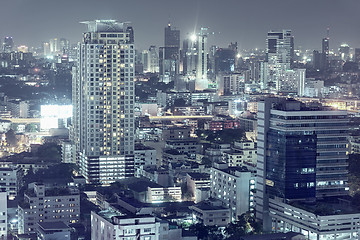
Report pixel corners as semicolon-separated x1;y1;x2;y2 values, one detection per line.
201;157;212;168
224;213;261;239
5;129;18;147
173;98;187;107
189;223;222;240
37;143;62;162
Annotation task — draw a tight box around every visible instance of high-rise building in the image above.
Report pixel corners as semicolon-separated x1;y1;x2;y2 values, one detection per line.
182;35;198;76
59;38;70;54
43;42;50;56
160;23;180;82
148;45;159;73
354;48;360;66
3;37;14;53
164;23;180;61
196;27;209;90
256;98;349;231
265;30;294;92
277;68;306;95
214;48;236;74
321;37;329;70
72;20;135;184
49;38;59;54
339;43;350;61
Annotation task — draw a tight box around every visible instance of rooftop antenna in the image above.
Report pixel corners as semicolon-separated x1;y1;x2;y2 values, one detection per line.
326;27;330;39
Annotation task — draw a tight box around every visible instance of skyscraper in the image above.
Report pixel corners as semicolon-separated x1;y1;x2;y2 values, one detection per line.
264;30;294;92
148;45;159;73
72;20;135;184
256;98;349;230
196;27;209;90
164;23;180;61
159;23;180;82
321;37;329;70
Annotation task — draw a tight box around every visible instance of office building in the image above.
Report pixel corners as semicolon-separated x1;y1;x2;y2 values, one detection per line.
72;20;135;184
160;23;180;81
182;35;198;76
256;98;349;232
164;23;180;61
18;183;80;234
214;47;236;74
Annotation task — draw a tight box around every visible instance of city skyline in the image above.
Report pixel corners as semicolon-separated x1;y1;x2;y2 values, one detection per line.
1;0;360;50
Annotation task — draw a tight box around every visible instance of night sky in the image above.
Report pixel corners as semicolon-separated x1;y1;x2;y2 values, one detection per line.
1;0;360;51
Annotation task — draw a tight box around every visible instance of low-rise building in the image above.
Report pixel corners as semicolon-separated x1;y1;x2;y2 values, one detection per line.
186;172;211;200
136;165;172;187
0;167;22;200
60;140;74;164
135;144;157;167
163;149;188;164
91;212;176;240
18;183;80;234
205;143;231;163
349;136;360;154
127;180;181;203
165;139;202;160
37;221;71;240
190;199;231;226
270;198;360;240
210;165;255;221
162;127;191;141
223;141;257;168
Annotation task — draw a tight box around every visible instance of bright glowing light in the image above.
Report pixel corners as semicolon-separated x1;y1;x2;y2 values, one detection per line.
190;33;197;42
236;53;241;58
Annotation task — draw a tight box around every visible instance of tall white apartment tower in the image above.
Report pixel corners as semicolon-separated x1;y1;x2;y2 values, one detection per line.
72;20;135;184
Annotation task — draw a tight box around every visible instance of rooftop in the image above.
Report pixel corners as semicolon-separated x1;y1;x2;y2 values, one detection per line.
187;172;210;180
127;180;163;192
38;221;70;231
135;144;155;151
192;200;229;211
213;166;250;175
240;232;305;240
290;197;360;216
81;20;130;33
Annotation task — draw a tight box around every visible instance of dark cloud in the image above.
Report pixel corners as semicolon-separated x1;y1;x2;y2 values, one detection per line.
1;0;360;51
